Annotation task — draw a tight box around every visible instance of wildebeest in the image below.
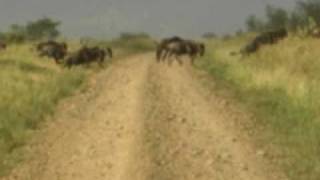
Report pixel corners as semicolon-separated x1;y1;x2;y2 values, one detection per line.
36;41;68;63
156;36;184;61
240;28;288;55
156;36;205;65
0;41;7;51
185;40;205;64
65;46;112;68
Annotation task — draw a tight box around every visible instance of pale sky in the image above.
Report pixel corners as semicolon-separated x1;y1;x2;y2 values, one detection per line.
0;0;296;38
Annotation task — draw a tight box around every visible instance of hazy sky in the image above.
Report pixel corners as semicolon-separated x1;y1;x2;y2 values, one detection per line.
0;0;296;38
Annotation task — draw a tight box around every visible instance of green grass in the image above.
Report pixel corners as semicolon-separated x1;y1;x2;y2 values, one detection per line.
197;34;320;180
0;37;154;175
0;44;87;174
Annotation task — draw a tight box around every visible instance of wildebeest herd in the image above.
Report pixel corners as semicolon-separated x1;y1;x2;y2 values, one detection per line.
35;40;113;68
65;46;112;68
0;28;293;68
1;36;206;68
36;41;68;64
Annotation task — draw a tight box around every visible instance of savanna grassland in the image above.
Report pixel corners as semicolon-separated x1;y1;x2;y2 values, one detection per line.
198;34;320;180
0;43;86;174
3;27;320;180
0;36;155;175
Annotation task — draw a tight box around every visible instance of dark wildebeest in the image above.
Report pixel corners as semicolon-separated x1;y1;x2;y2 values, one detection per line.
0;41;7;51
36;41;68;63
156;36;184;62
240;28;288;55
157;37;205;65
65;46;111;68
184;40;205;64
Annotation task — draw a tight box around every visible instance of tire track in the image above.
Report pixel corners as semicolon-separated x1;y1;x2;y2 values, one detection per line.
142;58;287;180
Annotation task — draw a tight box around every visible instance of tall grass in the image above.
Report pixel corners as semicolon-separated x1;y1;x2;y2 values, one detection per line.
198;35;320;180
0;44;87;175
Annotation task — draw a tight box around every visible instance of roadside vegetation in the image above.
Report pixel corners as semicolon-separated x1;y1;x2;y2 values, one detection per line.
0;43;87;175
198;35;320;180
0;16;155;175
199;1;320;179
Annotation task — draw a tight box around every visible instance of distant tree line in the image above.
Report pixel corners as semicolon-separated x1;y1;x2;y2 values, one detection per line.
119;32;150;40
246;0;320;33
201;0;320;39
0;17;61;43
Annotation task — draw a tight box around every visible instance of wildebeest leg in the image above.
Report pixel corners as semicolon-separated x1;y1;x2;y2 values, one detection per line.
156;48;163;62
99;51;106;66
160;50;167;63
107;48;113;59
160;49;167;63
162;50;169;62
176;55;183;66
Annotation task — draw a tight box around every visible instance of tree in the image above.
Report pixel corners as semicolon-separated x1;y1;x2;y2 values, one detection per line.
5;24;27;43
9;24;26;35
119;32;150;40
246;15;264;32
288;10;308;32
26;17;61;40
297;0;320;25
265;5;289;30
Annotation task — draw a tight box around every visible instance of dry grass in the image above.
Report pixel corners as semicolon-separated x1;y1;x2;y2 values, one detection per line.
198;34;320;180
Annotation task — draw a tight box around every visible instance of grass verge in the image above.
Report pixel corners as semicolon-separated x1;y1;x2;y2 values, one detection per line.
197;35;320;180
0;44;88;175
0;37;155;175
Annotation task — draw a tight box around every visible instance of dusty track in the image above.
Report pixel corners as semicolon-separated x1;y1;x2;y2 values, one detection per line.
3;54;287;180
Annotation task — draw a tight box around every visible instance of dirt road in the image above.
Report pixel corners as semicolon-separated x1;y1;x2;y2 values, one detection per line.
3;54;287;180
